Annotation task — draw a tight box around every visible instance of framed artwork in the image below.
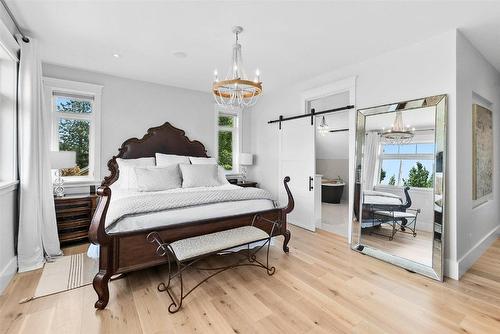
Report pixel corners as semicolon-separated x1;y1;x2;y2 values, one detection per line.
472;104;493;201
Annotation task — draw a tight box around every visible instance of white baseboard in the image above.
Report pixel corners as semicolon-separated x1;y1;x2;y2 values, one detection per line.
458;225;500;278
0;256;17;294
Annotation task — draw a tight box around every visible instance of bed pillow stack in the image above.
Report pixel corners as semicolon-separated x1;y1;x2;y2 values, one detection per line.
114;153;231;191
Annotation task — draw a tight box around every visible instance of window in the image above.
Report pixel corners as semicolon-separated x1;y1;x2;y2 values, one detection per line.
378;143;435;188
216;108;241;172
44;78;103;182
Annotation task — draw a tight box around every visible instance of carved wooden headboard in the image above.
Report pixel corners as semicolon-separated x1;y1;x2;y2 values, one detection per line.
102;122;208;187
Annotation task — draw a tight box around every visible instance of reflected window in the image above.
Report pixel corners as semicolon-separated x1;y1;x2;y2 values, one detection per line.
378;142;435;188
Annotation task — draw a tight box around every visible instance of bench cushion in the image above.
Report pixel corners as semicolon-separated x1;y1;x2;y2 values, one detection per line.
170;226;270;261
374;210;417;219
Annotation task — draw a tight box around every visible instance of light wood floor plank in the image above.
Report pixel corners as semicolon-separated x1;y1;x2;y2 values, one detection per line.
1;227;499;333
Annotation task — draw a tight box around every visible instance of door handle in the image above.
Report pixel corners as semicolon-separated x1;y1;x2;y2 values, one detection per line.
309;176;314;191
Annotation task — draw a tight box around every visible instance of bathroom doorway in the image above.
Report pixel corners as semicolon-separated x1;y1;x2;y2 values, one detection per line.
311;92;351;237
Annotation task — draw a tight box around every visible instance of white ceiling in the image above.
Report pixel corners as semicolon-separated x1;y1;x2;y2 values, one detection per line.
8;1;500;93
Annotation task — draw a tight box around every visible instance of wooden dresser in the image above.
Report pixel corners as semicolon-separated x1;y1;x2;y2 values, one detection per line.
54;194;98;244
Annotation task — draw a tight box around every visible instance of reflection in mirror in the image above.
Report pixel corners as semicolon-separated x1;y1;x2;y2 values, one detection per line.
352;95;446;281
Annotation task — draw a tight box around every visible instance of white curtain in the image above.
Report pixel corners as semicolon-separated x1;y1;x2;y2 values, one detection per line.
17;36;61;272
363;131;381;190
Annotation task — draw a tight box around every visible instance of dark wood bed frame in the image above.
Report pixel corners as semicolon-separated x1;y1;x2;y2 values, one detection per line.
89;122;294;309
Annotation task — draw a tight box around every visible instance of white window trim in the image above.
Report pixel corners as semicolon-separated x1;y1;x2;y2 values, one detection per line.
378;142;435;189
43;77;103;185
214;106;242;174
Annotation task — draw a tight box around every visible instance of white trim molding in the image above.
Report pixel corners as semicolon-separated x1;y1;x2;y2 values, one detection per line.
43;77;103;182
0;180;18;195
300;76;357;242
457;225;500;278
0;256;17;294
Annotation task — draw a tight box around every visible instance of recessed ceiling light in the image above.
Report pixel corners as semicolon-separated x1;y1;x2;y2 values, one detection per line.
112;53;121;58
172;51;188;58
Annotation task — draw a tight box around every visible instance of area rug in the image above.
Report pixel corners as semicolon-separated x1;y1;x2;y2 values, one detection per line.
19;253;98;303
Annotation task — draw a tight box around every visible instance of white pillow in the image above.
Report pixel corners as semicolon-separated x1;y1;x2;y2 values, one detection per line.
134;165;182;192
189;156;217;165
188;156;228;184
217;166;230;185
156;153;190;166
180;164;220;188
116;157;156;190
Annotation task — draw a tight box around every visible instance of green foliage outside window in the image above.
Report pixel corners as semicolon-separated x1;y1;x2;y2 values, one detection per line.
380;168;386;181
218;130;233;170
219;115;234;127
57;99;92;176
218;115;235;171
404;162;433;188
388;175;396;185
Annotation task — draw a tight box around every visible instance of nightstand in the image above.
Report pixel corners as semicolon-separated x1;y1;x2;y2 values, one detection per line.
236;181;258;188
54;193;98;244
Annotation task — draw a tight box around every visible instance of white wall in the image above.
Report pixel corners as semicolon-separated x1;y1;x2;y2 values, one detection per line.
249;31;458;276
42;64;216;181
455;31;500;277
0;9;18;294
0;187;17;293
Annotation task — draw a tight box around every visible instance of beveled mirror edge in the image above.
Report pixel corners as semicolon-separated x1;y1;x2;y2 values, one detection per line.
351;94;447;282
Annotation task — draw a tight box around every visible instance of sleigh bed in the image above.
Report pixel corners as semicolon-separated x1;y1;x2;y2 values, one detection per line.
89;122;294;309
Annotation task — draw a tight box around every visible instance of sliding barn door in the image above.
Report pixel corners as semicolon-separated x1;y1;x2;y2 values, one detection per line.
278;117;316;231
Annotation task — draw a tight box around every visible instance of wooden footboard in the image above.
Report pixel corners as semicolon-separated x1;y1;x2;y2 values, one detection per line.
88;177;294;310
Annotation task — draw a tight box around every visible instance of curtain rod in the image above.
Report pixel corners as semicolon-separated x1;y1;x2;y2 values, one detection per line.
268;105;354;129
0;0;29;42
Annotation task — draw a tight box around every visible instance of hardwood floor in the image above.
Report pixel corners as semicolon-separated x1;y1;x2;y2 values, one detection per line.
362;226;433;266
1;226;499;333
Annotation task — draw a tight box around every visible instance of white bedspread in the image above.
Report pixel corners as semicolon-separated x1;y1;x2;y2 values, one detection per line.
363;190;403;205
105;184;275;231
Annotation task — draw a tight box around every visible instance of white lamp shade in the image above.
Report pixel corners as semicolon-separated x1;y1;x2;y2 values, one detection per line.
239;153;253;166
50;151;76;169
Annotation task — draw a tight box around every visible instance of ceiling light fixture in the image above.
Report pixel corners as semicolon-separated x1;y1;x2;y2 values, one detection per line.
317;116;330;136
112;53;121;58
381;110;415;144
212;26;262;109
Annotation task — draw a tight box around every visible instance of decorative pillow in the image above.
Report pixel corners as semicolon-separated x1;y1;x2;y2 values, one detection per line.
180;164;220;188
189;156;217;165
156;153;190;166
116;157;156;190
134;165;182;192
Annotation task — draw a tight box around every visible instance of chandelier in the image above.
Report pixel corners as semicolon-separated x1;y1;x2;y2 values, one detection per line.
317;116;330;135
381;110;415;144
212;26;262;109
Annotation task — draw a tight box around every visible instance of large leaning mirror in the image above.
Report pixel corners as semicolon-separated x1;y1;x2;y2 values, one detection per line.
351;94;446;281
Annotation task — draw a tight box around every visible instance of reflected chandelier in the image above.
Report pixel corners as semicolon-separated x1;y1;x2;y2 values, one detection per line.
381;110;415;144
212;26;262;109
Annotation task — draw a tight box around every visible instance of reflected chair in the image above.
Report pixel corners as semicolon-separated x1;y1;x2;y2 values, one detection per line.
372;209;420;240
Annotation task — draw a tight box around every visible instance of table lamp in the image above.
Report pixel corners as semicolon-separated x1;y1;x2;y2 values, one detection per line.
50;151;76;197
239;153;253;182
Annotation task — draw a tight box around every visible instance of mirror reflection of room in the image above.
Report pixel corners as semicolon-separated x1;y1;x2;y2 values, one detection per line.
360;105;436;266
312;92;350;237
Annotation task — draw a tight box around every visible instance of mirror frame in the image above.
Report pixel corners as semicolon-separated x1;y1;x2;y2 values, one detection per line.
351;94;447;281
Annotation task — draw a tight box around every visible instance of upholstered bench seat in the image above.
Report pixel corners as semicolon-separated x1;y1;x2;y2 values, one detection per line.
169;226;269;261
373;211;417;218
